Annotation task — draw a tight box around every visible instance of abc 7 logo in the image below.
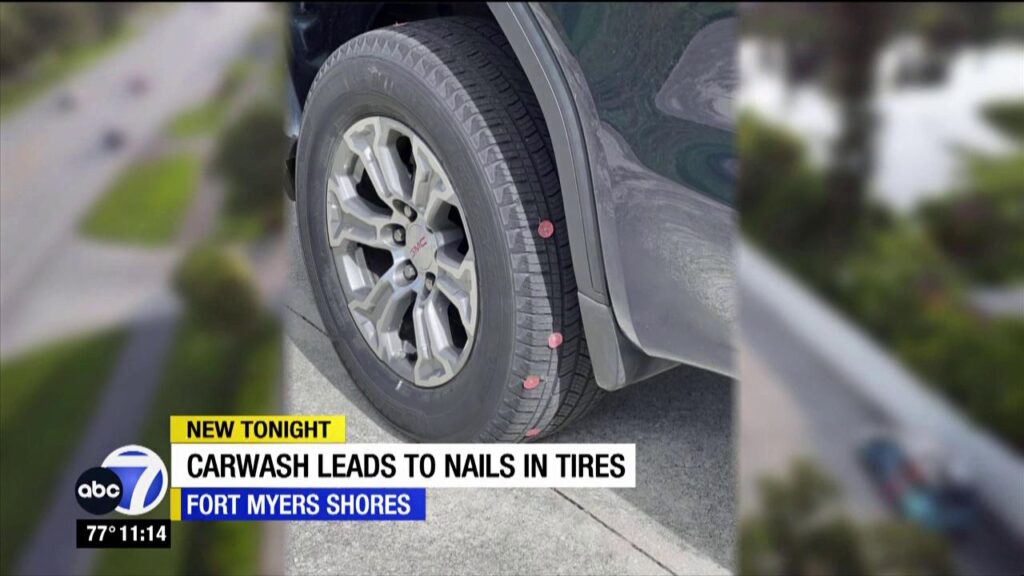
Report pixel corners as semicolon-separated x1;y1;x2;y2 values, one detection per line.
76;445;167;516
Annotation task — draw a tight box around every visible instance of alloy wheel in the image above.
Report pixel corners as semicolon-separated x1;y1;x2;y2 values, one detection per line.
325;116;478;388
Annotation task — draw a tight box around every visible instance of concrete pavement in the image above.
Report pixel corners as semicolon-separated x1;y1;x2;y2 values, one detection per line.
284;212;734;574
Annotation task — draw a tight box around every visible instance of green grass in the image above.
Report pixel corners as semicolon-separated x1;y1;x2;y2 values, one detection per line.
163;39;260;142
92;317;280;575
166;100;227;139
0;331;125;575
214;211;277;244
0;24;136;119
81;154;201;245
219;59;254;103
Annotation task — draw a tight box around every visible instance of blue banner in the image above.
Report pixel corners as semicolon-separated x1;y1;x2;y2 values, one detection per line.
178;488;425;521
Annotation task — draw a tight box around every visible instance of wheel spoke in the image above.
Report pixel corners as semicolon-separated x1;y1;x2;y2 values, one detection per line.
348;266;414;361
410;142;437;212
435;248;476;335
327;175;391;249
422;179;456;229
344;118;412;204
434;228;464;249
412;292;460;382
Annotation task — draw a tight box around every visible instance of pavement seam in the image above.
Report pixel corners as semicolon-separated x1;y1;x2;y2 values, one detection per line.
552;488;677;576
286;304;327;337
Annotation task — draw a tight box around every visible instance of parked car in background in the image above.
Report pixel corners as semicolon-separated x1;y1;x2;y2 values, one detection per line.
285;3;737;441
55;89;79;112
859;430;977;534
126;74;149;96
101;128;126;151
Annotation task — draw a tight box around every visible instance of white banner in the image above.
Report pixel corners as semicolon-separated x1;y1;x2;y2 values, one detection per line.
171;443;635;489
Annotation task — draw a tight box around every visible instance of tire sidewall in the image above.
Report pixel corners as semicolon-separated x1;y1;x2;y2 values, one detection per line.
296;49;516;442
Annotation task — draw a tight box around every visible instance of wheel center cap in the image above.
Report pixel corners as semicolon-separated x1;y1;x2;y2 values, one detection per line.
406;225;436;271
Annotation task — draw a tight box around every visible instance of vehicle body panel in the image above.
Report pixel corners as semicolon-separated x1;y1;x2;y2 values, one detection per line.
530;3;737;377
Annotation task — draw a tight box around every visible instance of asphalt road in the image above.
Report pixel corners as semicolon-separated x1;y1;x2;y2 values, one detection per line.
284;212;735;575
0;3;267;312
739;274;1024;575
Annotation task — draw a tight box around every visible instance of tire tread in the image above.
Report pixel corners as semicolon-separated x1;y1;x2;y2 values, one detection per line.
304;17;603;441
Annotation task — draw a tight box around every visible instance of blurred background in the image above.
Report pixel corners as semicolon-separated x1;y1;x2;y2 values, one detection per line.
0;3;286;574
736;3;1024;575
4;3;1024;576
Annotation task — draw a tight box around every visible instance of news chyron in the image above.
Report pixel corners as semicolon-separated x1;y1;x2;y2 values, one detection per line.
171;415;634;522
80;414;635;549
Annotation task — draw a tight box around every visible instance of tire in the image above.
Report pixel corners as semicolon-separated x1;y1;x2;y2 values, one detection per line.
295;17;602;442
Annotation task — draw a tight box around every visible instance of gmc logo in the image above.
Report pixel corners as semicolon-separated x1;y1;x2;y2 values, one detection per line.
409;235;428;258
